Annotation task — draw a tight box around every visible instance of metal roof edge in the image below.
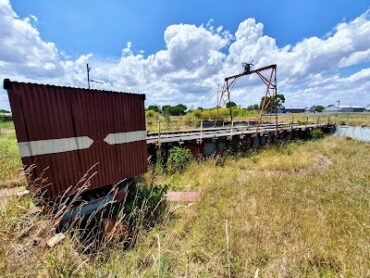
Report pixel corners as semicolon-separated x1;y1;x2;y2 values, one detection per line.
3;79;11;90
2;79;146;98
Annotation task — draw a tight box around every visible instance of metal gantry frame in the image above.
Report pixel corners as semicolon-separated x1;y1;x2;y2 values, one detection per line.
217;64;278;135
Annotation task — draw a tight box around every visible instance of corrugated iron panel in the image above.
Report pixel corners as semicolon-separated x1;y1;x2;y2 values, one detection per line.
4;79;147;200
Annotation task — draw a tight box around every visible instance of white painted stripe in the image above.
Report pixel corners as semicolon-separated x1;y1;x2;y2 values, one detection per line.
19;136;94;158
103;130;147;145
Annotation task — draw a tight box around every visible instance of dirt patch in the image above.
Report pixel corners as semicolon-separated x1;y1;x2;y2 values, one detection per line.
0;186;27;209
0;186;26;198
316;155;333;167
292;155;333;174
247;154;333;176
0;178;25;189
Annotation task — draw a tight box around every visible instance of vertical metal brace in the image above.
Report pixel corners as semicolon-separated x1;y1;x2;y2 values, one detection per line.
230;120;234;138
291;116;294;132
200;120;203;139
305;116;308;128
157;117;161;144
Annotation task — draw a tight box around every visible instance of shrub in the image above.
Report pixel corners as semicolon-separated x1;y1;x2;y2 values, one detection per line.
124;183;168;229
184;113;197;126
192;109;202;119
166;147;193;173
145;110;158;119
310;128;324;139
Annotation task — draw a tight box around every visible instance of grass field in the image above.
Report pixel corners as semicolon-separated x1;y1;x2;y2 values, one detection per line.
0;134;369;277
0;120;23;187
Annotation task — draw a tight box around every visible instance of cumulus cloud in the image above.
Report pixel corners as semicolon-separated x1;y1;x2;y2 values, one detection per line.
338;49;370;67
0;0;63;80
0;0;370;111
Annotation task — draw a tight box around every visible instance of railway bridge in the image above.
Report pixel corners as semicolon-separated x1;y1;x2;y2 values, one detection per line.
147;122;336;161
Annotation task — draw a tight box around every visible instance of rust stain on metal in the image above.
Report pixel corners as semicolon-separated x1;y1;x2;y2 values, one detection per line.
4;79;147;201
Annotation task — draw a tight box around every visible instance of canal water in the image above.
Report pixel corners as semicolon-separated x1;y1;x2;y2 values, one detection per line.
335;125;370;143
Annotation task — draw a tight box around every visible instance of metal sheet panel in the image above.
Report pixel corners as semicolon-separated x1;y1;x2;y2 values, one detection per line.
4;80;147;200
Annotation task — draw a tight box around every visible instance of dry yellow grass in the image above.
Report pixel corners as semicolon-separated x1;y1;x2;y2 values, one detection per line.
0;136;369;277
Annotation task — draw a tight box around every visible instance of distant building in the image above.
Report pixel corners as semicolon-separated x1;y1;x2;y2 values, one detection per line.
0;110;12;121
0;109;11;114
282;107;306;113
309;106;317;112
325;105;366;113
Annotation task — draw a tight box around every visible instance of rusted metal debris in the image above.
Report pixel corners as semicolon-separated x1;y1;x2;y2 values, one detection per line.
103;218;129;241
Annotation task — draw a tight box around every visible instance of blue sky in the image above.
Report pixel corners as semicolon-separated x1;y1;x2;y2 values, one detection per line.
1;0;370;110
11;0;370;58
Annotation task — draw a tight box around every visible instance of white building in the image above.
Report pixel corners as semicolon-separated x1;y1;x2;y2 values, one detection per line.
325;105;366;113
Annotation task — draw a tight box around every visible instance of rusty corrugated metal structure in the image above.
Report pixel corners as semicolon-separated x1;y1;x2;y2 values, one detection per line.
4;79;147;201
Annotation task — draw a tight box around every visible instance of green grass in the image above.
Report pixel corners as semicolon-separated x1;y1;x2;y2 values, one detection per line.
278;112;370;127
0;121;23;186
0;136;369;277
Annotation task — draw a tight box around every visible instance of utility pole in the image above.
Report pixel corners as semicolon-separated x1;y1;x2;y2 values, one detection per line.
87;64;91;89
86;64;103;89
336;100;340;117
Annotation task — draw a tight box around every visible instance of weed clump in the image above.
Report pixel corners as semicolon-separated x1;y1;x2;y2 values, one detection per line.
166;147;193;173
310;128;325;139
124;182;168;230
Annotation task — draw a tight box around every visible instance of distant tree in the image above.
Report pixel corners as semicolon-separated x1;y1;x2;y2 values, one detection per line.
162;104;187;116
314;105;325;112
247;104;259;111
147;105;160;113
173;104;187;115
197;107;204;111
162;105;171;116
226;101;237;108
176;104;187;112
260;93;285;113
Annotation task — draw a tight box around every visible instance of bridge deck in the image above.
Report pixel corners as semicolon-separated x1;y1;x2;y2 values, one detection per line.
147;123;327;144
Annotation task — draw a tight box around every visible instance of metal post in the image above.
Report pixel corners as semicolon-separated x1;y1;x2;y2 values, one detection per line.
305;116;308;128
157;115;161;163
86;64;91;89
274;66;279;135
200;120;203;139
158;116;161;145
335;100;340;124
291;116;294;131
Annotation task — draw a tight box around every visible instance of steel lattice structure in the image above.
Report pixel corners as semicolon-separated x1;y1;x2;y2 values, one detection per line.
217;64;278;134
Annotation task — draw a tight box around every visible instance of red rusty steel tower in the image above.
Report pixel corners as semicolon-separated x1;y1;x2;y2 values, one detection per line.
217;64;278;134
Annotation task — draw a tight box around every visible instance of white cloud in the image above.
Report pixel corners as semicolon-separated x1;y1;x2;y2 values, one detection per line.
0;0;63;80
0;0;370;111
338;49;370;67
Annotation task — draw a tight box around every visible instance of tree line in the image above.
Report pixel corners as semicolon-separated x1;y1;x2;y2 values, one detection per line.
147;94;327;116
